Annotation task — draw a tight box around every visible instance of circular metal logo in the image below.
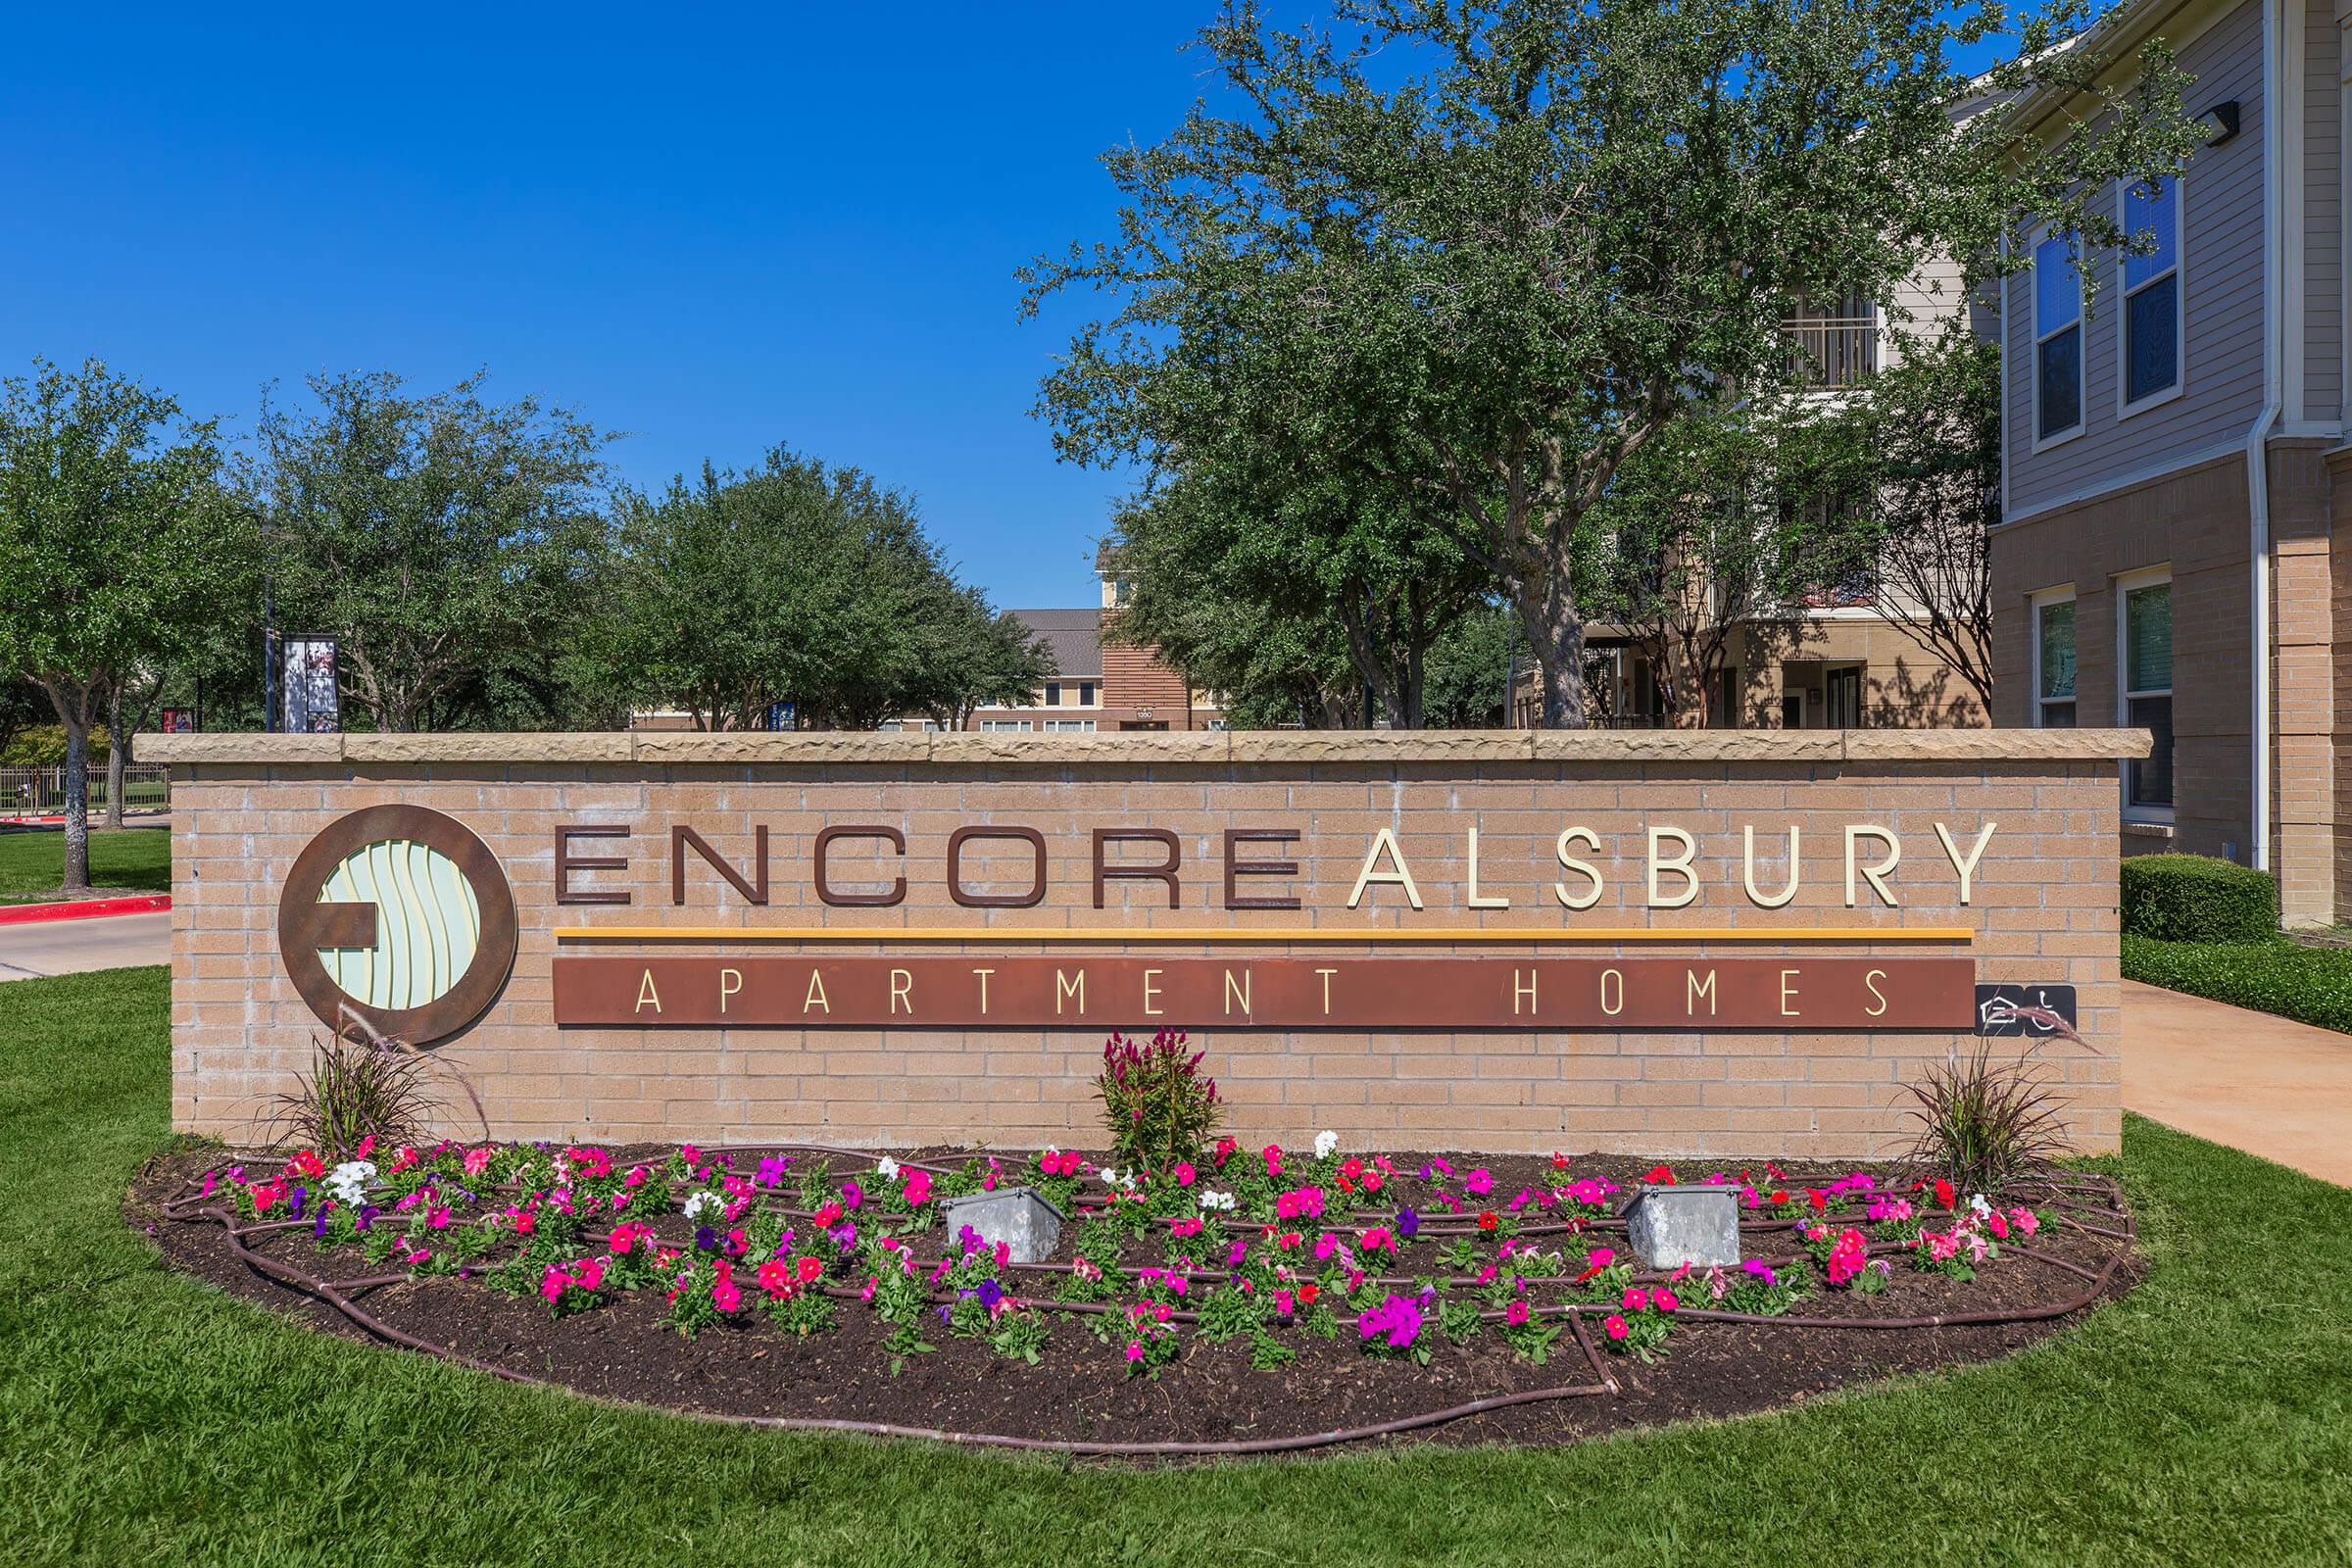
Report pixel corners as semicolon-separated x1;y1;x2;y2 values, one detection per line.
277;805;517;1043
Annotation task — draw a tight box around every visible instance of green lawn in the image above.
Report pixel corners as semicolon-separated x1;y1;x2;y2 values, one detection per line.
3;967;2348;1566
0;826;171;903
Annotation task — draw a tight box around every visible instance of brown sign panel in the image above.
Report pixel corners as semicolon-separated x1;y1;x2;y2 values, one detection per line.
553;956;1973;1031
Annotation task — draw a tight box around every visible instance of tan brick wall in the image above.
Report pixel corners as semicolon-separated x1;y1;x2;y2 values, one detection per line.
158;730;2133;1159
1991;452;2261;858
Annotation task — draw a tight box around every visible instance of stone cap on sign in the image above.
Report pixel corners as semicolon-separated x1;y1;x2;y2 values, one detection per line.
140;727;2156;765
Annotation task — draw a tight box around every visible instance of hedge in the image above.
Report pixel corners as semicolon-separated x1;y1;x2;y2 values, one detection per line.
2119;854;2278;943
2121;933;2352;1035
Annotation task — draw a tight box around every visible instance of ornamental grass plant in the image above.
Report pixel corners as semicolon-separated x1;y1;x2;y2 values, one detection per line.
267;1022;482;1157
1899;1034;2080;1196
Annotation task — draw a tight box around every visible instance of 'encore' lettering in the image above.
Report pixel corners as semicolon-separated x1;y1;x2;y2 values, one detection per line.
551;819;2000;913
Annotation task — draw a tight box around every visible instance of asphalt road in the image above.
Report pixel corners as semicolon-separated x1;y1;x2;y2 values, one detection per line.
0;910;172;981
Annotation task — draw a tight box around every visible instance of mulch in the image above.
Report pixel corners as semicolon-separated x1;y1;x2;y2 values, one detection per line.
123;1149;2141;1456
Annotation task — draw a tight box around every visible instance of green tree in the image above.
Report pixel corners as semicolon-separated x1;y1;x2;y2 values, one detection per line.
250;371;612;732
584;449;1047;731
1420;604;1518;728
1103;499;1363;729
1026;0;2196;725
0;359;247;890
1104;469;1483;727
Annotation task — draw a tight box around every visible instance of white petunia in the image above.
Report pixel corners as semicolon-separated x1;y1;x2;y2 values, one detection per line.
1313;1130;1339;1160
1199;1189;1236;1212
876;1155;901;1181
323;1159;376;1206
683;1190;725;1222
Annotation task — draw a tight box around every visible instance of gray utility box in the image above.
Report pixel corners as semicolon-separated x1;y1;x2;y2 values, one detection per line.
938;1185;1066;1265
1621;1183;1743;1269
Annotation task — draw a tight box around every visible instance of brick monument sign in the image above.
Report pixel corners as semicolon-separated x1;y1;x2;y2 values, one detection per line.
148;728;2144;1156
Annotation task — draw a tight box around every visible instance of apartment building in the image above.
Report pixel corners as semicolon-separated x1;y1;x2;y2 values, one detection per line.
1985;0;2350;921
943;562;1224;735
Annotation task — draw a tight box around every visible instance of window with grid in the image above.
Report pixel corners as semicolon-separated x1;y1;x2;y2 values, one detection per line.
2034;231;2082;440
2122;176;2180;407
2123;579;2173;811
2035;597;2077;727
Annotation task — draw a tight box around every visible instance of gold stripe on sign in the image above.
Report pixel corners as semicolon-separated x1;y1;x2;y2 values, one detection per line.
552;924;1975;946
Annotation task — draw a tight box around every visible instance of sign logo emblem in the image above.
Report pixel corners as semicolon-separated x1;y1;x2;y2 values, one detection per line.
278;805;517;1043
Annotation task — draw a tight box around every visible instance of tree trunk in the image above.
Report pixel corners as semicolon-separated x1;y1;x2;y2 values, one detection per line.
1525;586;1589;728
104;684;126;829
61;710;90;894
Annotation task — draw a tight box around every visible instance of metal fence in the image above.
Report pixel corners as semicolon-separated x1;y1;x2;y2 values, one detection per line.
0;763;172;817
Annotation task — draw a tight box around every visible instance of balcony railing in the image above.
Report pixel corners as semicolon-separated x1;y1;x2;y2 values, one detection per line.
1784;317;1878;389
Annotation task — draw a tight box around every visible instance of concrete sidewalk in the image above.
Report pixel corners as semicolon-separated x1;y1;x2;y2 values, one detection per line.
0;910;171;981
2125;979;2352;1187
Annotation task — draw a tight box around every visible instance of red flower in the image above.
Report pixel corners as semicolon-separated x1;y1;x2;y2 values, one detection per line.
1550;1152;1569;1170
1807;1189;1828;1212
1477;1210;1499;1231
1934;1179;1956;1209
1297;1282;1319;1305
1769;1190;1789;1206
795;1254;824;1285
1642;1163;1677;1186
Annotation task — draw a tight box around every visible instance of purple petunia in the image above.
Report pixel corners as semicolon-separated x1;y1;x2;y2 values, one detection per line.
1396;1206;1420;1238
694;1225;718;1251
1355;1293;1425;1349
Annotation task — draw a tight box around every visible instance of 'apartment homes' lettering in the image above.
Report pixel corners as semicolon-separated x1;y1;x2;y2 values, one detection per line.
552;956;1976;1031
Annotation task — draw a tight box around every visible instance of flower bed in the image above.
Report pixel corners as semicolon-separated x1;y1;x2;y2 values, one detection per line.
136;1136;2136;1455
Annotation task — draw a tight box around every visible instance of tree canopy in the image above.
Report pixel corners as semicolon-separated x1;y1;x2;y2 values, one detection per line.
1026;0;2197;726
250;370;613;733
580;448;1049;731
0;358;252;887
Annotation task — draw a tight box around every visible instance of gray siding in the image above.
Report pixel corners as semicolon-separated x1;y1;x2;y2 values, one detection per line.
2006;0;2269;518
2303;0;2341;421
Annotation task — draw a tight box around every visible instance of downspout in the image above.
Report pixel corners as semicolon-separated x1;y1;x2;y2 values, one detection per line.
2246;0;2287;872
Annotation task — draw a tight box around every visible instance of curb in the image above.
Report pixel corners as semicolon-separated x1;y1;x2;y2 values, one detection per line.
0;894;172;926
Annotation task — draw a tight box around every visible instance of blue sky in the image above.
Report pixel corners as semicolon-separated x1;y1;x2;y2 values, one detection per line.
0;3;1226;609
2;5;2024;612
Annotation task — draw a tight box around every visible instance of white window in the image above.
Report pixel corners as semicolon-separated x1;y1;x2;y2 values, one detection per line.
2033;589;2078;727
1042;718;1097;733
2034;230;2083;444
2118;570;2174;818
2119;175;2182;411
979;719;1031;733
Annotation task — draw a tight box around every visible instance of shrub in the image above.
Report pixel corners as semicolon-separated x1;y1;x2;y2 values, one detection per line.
1900;1037;2083;1196
2120;854;2278;943
1094;1028;1222;1170
2123;933;2352;1034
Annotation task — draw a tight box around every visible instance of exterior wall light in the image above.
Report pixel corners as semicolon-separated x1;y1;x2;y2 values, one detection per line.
2196;100;2240;145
